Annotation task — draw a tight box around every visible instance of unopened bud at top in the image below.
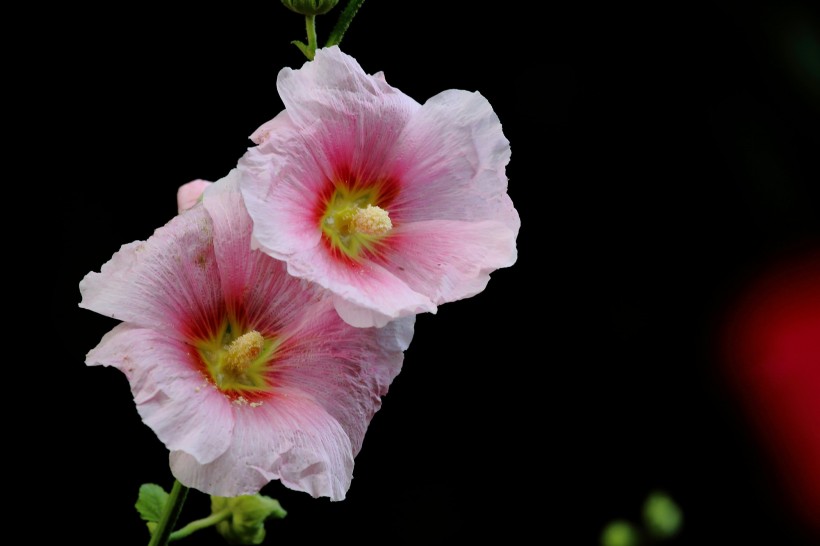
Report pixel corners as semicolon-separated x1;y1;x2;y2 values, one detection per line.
281;0;339;16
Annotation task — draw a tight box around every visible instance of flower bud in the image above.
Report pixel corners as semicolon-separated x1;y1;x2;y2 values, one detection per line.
600;520;639;546
281;0;339;16
212;494;287;545
642;491;682;538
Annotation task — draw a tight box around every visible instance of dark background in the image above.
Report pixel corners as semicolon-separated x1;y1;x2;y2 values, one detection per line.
37;1;820;544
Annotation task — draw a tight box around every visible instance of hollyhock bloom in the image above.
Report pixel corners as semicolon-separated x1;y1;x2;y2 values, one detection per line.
240;46;520;328
80;171;414;500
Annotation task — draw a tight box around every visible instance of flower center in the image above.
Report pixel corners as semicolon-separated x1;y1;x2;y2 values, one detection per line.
320;186;393;259
196;327;279;394
333;204;392;236
223;330;265;376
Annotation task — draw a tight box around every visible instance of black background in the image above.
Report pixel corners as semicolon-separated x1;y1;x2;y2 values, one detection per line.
36;1;820;544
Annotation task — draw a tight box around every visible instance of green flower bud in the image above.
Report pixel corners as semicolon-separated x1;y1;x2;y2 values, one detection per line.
281;0;339;16
211;495;287;545
600;520;640;546
643;491;682;538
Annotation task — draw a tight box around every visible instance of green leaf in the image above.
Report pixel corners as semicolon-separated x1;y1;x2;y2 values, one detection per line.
291;40;313;60
136;483;170;523
325;0;365;47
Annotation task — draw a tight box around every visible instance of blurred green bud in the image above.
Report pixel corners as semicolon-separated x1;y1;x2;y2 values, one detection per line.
212;494;287;545
281;0;339;16
643;491;682;538
601;520;640;546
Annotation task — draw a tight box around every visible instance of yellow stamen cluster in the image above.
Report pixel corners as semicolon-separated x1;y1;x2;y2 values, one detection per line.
320;186;394;259
223;330;265;375
352;205;392;236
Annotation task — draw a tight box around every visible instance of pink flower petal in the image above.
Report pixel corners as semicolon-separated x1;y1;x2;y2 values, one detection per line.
390;89;520;233
276;47;419;185
86;324;234;465
284;243;435;328
79;205;224;342
240;150;324;260
249;110;294;145
388;219;518;304
170;389;354;500
275;308;414;454
177;179;213;213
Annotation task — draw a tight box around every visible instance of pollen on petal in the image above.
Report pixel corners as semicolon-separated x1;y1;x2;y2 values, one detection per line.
353;205;392;236
224;330;265;375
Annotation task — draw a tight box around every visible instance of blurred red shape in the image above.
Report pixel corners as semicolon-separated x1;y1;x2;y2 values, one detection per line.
724;251;820;535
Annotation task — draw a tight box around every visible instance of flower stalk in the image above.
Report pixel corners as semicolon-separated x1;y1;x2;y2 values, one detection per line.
168;508;232;542
305;15;318;59
147;480;189;546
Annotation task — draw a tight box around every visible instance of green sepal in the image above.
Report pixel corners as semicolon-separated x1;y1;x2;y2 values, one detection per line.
212;494;287;545
281;0;339;16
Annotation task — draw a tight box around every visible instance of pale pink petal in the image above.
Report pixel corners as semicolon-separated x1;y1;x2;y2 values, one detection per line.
86;323;234;465
275;305;414;454
333;297;395;329
249;110;294;145
389;89;520;233
239;152;324;260
204;171;331;332
176;179;213;213
276;47;419;184
284;243;435;328
79;205;224;342
386;219;518;304
170;389;354;500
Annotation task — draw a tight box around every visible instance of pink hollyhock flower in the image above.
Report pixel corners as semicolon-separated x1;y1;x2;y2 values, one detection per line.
80;171;414;500
240;46;520;328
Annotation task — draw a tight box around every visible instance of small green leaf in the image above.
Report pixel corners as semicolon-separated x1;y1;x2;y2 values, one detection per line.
136;483;170;523
643;491;683;538
325;0;365;47
291;40;313;60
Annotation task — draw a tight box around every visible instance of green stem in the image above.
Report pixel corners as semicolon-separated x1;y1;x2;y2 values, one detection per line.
326;0;365;47
168;509;232;542
306;14;317;60
147;480;189;546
